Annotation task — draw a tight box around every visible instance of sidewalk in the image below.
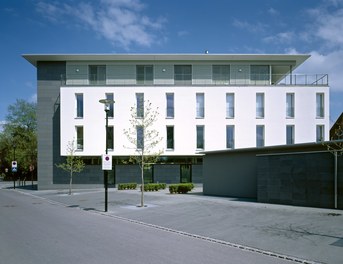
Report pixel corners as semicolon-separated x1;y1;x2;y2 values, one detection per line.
8;183;343;264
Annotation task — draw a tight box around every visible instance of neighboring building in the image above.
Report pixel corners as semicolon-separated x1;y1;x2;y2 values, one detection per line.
330;112;343;140
23;54;329;190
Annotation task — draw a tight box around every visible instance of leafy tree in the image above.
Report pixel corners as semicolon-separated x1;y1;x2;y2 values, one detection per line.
0;99;37;180
123;100;163;207
55;140;85;195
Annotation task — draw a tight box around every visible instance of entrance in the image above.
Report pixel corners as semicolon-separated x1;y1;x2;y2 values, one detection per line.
180;164;192;183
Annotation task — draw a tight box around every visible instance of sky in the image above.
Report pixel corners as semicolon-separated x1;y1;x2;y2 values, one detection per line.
1;0;343;126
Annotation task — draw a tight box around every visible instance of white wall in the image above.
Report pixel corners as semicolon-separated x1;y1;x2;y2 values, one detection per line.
60;85;330;156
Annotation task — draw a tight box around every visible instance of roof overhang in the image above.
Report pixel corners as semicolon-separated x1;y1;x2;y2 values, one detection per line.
22;53;310;69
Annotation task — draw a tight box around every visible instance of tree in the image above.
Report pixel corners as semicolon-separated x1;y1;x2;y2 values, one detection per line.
123;100;163;207
55;140;85;195
323;125;343;209
0;99;37;180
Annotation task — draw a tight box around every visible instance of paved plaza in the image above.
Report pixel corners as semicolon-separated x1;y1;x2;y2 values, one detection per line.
3;182;343;264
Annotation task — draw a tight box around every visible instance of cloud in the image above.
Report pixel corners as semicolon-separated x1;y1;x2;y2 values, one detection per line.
35;0;166;50
232;19;267;33
263;31;295;44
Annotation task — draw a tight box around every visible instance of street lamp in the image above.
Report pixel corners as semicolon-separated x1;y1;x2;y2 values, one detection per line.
99;98;115;212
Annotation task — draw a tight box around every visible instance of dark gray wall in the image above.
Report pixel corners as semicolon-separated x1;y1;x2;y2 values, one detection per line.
154;164;180;183
257;152;343;209
203;152;257;198
192;164;203;183
37;61;66;190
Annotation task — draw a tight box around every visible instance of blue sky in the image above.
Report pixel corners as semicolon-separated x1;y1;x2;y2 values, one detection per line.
1;0;343;125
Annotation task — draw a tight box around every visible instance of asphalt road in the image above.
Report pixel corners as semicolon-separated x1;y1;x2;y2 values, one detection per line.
0;188;298;264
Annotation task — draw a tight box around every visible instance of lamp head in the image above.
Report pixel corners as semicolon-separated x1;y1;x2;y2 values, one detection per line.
99;99;115;111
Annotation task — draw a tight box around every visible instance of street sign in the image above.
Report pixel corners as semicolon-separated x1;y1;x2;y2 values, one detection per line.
102;154;112;170
12;161;17;172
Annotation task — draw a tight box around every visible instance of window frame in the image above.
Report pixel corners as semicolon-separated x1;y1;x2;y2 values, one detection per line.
166;126;174;150
75;93;83;118
316;93;325;118
196;125;205;150
256;93;265;118
212;65;230;84
76;126;84;151
286;125;295;145
286;93;295;118
226;93;235;118
256;125;265;147
174;65;192;85
136;93;144;118
136;65;153;85
226;125;235;149
166;93;174;118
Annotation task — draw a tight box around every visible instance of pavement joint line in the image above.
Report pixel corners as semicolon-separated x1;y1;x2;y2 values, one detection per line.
13;188;324;264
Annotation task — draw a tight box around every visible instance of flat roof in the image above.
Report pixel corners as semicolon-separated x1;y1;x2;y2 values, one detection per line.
22;53;310;68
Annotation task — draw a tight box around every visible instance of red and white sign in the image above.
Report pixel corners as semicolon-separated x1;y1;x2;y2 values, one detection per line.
102;154;112;170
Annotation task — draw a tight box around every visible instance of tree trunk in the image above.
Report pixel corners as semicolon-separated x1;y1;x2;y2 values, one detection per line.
69;171;73;195
140;162;144;207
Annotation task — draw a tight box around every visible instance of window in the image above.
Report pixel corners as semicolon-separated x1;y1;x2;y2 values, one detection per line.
286;93;294;118
196;93;205;118
226;93;234;118
316;93;324;118
226;125;235;149
76;126;84;150
256;93;265;118
174;65;192;85
75;94;83;118
106;93;114;118
89;65;106;85
166;126;174;150
196;125;204;149
166;93;174;118
213;65;230;84
136;65;153;85
136;93;144;118
316;125;325;142
286;125;294;145
250;65;270;81
107;126;114;150
136;126;144;149
256;125;265;147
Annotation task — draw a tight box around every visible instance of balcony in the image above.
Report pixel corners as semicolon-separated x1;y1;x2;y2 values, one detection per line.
60;73;329;86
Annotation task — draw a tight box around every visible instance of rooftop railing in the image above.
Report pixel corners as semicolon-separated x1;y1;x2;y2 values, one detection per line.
61;73;328;86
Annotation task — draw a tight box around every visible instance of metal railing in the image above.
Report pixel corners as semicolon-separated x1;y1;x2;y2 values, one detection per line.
61;73;328;86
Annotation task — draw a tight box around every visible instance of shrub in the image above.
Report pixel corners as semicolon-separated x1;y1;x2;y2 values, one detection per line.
143;183;167;192
118;183;137;190
169;183;194;194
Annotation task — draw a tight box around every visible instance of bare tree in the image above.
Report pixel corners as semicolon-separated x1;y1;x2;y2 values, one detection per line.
55;140;85;195
123;100;163;207
323;126;343;209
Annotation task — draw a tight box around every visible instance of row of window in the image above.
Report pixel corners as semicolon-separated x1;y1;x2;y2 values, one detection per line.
75;92;325;120
74;124;326;151
88;65;270;85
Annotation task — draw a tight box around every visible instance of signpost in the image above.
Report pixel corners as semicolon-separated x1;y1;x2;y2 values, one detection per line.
12;161;17;189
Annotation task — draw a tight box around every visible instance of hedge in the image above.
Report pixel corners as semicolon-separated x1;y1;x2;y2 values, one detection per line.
142;183;167;192
169;183;194;194
118;183;137;190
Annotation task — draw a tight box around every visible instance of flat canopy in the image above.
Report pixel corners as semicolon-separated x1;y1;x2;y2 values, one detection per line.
23;53;310;70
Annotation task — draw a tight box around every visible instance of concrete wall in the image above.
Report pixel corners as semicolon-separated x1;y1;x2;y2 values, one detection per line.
203;152;257;198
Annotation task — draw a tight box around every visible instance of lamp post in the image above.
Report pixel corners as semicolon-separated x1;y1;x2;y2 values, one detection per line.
99;98;115;212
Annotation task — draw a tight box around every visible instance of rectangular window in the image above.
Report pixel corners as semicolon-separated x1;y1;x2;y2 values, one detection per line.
136;65;153;85
89;65;106;85
196;125;204;150
106;93;114;118
76;126;84;150
76;94;83;118
107;126;114;150
136;93;144;118
174;65;192;85
213;65;230;84
250;65;270;81
136;126;144;149
226;125;235;149
316;125;325;142
226;93;234;118
286;93;295;118
256;93;265;118
286;125;294;145
166;93;174;118
256;125;265;147
166;126;174;150
316;93;324;118
196;93;205;118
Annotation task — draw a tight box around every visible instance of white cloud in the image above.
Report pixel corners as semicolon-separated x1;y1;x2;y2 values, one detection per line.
232;19;267;33
35;0;166;50
263;31;295;44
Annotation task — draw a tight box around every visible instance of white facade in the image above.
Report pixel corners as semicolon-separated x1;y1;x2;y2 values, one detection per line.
55;54;330;157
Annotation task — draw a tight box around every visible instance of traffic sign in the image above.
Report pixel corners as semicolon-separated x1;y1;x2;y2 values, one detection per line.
102;154;112;170
12;161;18;173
